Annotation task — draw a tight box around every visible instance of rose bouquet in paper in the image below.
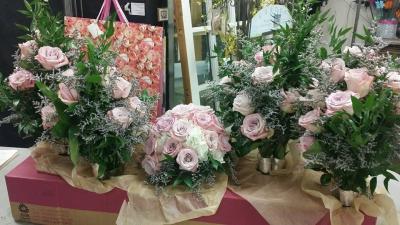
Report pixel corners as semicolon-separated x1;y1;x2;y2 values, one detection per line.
298;31;400;201
0;0;155;178
142;104;232;192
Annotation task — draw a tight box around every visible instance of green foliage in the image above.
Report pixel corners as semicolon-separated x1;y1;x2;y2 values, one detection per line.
272;1;328;89
327;16;352;54
355;26;375;47
17;0;71;49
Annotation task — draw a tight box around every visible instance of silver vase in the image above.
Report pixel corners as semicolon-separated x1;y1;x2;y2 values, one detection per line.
92;163;99;178
272;158;286;171
339;189;355;207
258;157;273;174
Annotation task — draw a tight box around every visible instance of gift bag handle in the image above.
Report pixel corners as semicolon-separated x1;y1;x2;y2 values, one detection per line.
96;0;129;24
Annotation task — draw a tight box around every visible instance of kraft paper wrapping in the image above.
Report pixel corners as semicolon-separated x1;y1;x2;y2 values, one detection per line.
228;141;328;225
301;169;399;225
31;142;228;225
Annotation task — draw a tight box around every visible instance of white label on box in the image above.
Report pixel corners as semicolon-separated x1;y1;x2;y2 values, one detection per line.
124;2;145;16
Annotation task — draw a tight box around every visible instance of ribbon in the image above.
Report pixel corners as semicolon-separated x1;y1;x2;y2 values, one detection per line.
96;0;129;24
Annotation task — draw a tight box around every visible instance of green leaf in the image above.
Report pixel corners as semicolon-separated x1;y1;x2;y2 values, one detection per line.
304;141;322;156
388;164;400;175
183;177;194;188
320;173;332;186
173;176;183;187
51;120;69;138
351;96;363;116
36;81;58;102
68;127;80;165
370;177;377;195
384;177;391;192
86;74;102;84
211;158;220;170
319;47;328;59
23;0;32;12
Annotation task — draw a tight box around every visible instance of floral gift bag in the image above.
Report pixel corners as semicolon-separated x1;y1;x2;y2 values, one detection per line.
64;0;164;114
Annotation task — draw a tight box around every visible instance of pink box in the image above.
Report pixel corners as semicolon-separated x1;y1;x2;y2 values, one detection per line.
5;157;376;225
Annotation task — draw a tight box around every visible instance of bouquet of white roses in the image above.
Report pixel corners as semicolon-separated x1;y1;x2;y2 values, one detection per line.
142;104;232;191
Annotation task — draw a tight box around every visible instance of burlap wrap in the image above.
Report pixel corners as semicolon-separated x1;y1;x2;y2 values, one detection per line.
31;142;399;225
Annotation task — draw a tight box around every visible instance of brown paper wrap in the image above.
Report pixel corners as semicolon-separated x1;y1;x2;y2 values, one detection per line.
31;142;228;225
301;169;399;225
228;141;328;225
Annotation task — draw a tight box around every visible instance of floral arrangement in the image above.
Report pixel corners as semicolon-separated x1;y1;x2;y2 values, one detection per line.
0;0;155;178
142;104;232;191
299;30;400;195
208;1;331;167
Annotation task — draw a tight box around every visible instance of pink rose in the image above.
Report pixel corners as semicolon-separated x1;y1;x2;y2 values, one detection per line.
298;108;321;133
107;107;133;129
176;148;199;172
345;68;374;98
141;38;155;48
219;76;232;85
326;91;359;115
251;66;275;85
58;83;79;105
330;58;346;83
153;116;175;133
112;77;131;99
35;46;69;70
280;90;299;113
171;119;192;140
343;46;363;57
192;112;224;132
41;105;58;129
262;45;274;53
19;40;37;60
218;134;232;152
163;138;182;157
254;51;264;64
127;96;142;111
170;104;196;118
8;70;35;91
262;45;277;64
62;69;75;77
142;155;160;175
385;72;400;93
320;60;331;73
204;131;219;150
233;93;255;116
144;135;156;155
241;113;274;141
297;135;315;153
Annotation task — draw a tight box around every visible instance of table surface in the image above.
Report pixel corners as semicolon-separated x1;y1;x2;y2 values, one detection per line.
0;147;31;225
1;147;400;225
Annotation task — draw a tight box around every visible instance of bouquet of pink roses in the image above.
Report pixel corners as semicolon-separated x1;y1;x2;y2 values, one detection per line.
299;39;400;199
142;104;232;191
0;0;155;179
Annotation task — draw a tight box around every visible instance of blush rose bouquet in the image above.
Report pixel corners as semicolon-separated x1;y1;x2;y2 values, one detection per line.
207;1;336;175
143;104;232;191
298;33;400;201
0;1;156;179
